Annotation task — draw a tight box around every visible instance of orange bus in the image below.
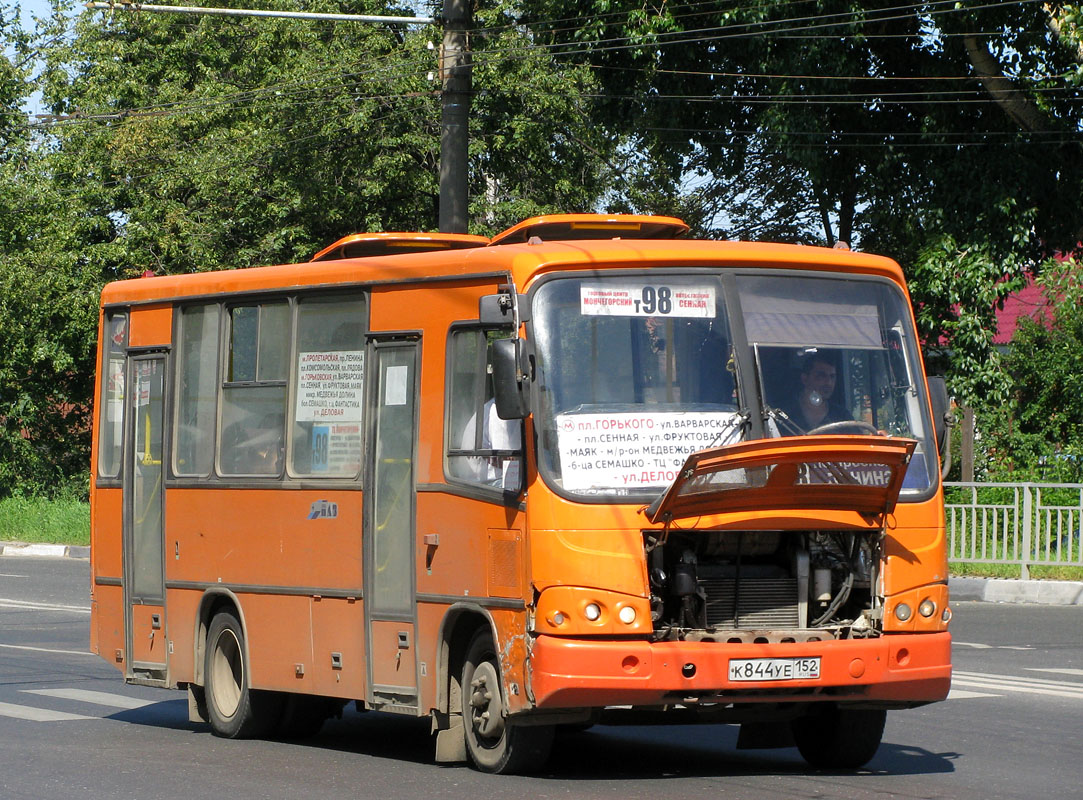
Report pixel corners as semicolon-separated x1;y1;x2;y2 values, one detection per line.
89;214;952;774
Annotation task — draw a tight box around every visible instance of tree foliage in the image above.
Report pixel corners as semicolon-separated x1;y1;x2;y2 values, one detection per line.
979;259;1083;480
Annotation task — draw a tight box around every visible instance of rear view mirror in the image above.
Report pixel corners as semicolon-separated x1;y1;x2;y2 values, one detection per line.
927;376;952;476
492;338;530;419
479;292;530;327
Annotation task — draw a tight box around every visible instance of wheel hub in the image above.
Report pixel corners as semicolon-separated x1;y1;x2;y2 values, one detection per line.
468;660;505;740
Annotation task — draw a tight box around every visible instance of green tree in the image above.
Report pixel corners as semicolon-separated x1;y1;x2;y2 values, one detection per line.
980;259;1083;479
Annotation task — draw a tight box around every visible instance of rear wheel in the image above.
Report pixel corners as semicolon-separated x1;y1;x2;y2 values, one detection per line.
204;610;281;738
461;629;554;774
791;706;886;769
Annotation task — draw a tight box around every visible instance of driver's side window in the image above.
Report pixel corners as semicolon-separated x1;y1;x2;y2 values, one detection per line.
446;328;523;491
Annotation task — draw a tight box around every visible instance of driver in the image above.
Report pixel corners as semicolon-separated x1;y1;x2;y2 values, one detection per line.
781;352;851;433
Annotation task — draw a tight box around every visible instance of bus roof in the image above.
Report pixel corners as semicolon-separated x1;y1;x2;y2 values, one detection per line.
100;233;906;307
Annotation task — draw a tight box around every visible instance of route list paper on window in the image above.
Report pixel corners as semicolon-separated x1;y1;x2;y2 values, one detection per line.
555;411;741;491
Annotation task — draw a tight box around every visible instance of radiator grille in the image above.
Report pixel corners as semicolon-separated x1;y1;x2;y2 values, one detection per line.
701;577;799;629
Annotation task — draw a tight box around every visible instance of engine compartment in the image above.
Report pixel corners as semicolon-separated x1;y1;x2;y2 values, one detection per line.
645;528;883;643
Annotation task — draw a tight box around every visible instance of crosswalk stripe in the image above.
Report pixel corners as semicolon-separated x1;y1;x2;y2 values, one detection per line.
948;689;1001;700
1026;668;1083;678
0;700;94;722
0;598;91;614
952;674;1083;701
0;643;96;657
954;670;1083;691
22;689;159;710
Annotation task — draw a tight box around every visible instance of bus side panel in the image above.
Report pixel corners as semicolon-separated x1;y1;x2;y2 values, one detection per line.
415;493;511;598
240;592;314;691
165;488;362;589
164;488;363;695
90;487;124;668
164;587;201;685
883;496;949;596
128;304;172;348
415;492;528;714
492;607;531;715
91;487;124;579
92;583;125;672
309;596;366;698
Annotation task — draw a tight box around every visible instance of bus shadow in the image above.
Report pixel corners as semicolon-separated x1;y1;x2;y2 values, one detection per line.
537;725;959;780
107;703;960;779
106;698;203;731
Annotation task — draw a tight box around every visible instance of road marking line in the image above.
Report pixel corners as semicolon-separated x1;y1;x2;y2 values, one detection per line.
0;701;94;722
22;689;158;710
0;643;96;657
0;598;91;614
953;642;1034;651
948;689;1001;700
1026;668;1083;678
954;670;1083;689
952;673;1083;700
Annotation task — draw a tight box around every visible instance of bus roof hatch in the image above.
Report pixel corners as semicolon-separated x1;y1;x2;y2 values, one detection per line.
310;232;490;262
488;214;689;247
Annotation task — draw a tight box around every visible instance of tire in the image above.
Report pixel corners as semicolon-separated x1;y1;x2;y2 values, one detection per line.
791;706;886;769
204;610;281;739
461;629;554;774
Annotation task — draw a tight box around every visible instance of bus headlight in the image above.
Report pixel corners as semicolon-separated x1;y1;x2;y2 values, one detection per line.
918;598;937;618
584;603;601;621
618;605;637;625
894;603;912;622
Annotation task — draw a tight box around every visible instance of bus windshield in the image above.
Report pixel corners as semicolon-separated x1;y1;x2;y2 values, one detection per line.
530;271;936;499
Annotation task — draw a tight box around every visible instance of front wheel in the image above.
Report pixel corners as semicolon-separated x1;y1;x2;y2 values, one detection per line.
461;629;554;774
791;706;886;769
204;610;281;738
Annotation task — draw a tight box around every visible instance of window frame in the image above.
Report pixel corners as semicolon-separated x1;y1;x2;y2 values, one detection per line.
216;298;293;479
443;323;524;496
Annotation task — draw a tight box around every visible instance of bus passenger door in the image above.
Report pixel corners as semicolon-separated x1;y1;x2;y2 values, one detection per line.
123;353;169;685
364;339;420;711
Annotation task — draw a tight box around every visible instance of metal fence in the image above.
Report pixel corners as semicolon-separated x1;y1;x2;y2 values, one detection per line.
944;482;1083;579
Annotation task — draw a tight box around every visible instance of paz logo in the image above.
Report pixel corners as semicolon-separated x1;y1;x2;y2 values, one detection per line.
307;500;338;520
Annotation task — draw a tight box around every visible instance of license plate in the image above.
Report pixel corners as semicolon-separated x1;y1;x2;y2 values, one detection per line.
728;657;821;682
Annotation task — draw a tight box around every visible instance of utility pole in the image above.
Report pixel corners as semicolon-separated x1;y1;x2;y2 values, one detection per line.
86;2;470;232
439;0;471;233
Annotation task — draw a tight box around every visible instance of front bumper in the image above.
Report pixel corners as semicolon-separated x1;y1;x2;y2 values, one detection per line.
528;631;951;709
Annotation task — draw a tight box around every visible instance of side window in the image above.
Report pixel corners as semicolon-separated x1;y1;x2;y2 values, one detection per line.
219;302;290;475
174;304;220;476
98;312;127;478
446;328;523;491
289;295;366;477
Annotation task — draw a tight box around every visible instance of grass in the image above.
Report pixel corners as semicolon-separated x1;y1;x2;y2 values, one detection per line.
950;562;1083;581
0;497;90;546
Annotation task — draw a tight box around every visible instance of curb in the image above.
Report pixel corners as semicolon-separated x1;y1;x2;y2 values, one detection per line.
948;576;1083;606
0;542;90;560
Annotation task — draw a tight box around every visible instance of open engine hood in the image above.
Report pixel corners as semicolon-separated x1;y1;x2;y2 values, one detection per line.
643;435;917;524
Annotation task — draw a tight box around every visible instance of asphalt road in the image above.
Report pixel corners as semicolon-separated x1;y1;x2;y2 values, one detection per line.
1;556;1080;800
